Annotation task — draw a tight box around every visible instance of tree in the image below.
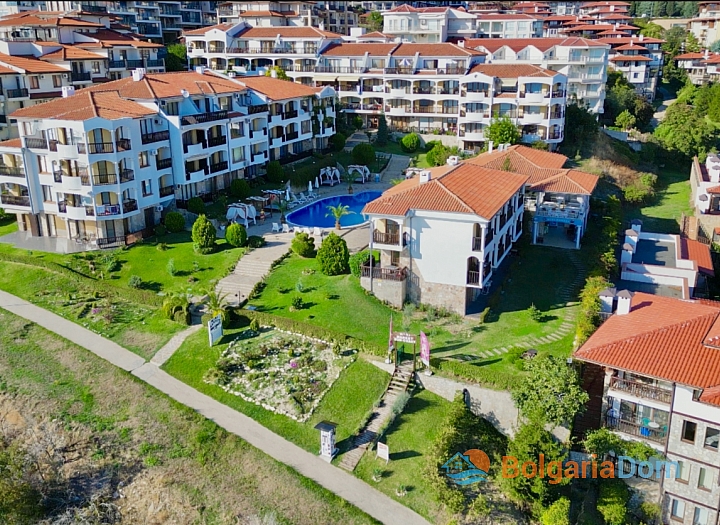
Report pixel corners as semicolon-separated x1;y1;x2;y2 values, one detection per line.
0;441;43;522
640;22;665;39
426;143;451;166
230;179;251;200
225;223;247;247
560;103;598;157
266;160;284;183
364;11;383;32
632;97;655;129
192;214;216;254
511;356;589;426
165;43;187;72
187;196;205;215
682;1;699;17
615;109;636;130
685;32;702;53
317;232;350;275
291;232;315;257
375;114;389;146
541;497;570;525
329;132;346;151
204;288;230;326
164;211;185;233
400;132;420;152
655;103;715;159
325;204;354;229
486;116;520;145
352;142;375;166
264;65;290;81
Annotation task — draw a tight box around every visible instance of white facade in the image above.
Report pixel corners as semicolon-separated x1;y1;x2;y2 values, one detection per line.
476;14;544;39
382;6;478;43
689;1;720;49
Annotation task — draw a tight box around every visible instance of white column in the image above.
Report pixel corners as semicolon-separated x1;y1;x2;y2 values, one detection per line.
575;224;581;249
369;218;374;293
532;221;538;244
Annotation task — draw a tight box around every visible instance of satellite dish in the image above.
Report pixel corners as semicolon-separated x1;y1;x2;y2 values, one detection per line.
181;89;189;98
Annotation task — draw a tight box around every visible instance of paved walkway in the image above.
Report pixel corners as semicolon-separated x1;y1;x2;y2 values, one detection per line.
0;289;429;525
151;324;202;366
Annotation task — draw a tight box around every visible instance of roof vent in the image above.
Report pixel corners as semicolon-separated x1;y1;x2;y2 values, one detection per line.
61;86;75;98
616;290;633;316
195;65;206;75
447;155;459;166
132;68;146;82
419;170;431;184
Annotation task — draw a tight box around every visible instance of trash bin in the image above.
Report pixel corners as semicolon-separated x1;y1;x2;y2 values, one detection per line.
375;174;381;183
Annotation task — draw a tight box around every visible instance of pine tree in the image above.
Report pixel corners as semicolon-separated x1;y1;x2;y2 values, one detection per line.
376;113;389;146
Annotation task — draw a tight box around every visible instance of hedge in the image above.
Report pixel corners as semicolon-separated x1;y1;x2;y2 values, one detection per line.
429;357;519;391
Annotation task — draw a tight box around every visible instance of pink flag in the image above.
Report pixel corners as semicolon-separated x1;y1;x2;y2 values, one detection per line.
388;314;394;353
420;331;431;367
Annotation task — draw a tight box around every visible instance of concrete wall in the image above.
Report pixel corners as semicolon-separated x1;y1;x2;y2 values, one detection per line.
406;261;467;315
360;275;406;309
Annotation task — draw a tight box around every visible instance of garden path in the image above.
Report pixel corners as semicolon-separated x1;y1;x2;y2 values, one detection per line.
151;324;202;366
0;289;430;525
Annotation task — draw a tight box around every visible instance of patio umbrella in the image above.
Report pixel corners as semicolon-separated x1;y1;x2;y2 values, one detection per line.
315;176;320;189
308;180;313;194
400;58;411;66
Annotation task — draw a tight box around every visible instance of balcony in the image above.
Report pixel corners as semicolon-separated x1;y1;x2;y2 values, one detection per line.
548;131;563;140
96;204;121;216
25;138;47;149
249;128;268;139
81;3;107;12
373;230;399;245
463;90;488;101
208;135;227;147
286;131;299;141
387;87;410;96
93;174;118;185
122;199;138;213
156;157;172;170
609;377;672;404
605;415;667;444
144;59;164;68
0;165;24;177
0;194;30;207
88;142;114;154
115;138;131;151
6;88;28;99
119;168;134;183
180;109;227;125
230;128;245;139
293;65;316;72
210;160;229;173
71;71;92;82
248;104;268;115
285;109;298;119
472;237;483;251
159;185;174;197
384;67;415;75
108;60;126;69
552;90;566;98
141;130;169;144
315;66;366;74
467;271;481;286
361;265;407;281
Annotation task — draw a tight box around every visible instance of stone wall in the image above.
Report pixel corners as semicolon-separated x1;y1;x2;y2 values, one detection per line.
406;263;466;315
360;275;406;309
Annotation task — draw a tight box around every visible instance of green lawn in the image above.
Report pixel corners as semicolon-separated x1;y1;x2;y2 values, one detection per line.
623;168;692;234
163;321;390;453
0;215;17;237
373;142;430;169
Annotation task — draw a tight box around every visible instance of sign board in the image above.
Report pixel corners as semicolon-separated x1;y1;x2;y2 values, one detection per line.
420;331;431;367
394;332;416;344
208;314;223;346
377;442;389;463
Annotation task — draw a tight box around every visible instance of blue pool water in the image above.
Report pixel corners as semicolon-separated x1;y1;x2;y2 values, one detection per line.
286;191;382;229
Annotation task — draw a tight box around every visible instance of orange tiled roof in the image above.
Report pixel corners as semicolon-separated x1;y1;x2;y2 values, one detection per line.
39;45;105;61
392;43;484;57
0;138;21;148
358;31;392;39
84;70;246;99
706;185;720;193
183;23;236;35
0;12;102;28
321;42;398;57
704;54;720;64
596;36;665;44
675;52;708;60
464;36;608;53
528;169;599;195
681;238;714;276
574;292;720;389
699;385;720;406
614;43;649;51
238;75;322;100
235;26;343;39
467;144;568;172
0;53;68;73
73;28;163;48
581;1;631;7
363;163;527;219
469;63;557;77
11;90;155;121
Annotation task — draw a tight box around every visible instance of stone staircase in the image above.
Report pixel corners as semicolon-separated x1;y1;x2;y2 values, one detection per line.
339;362;414;472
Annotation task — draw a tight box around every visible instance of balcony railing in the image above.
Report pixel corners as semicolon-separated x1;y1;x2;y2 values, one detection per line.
315;66;366;74
373;231;399;245
361;265;407;281
181;110;228;125
115;138;131;151
159;185;174;197
97;235;126;248
125;60;144;68
210;160;229;173
230;128;245;139
208;135;227;147
249;128;268;139
467;271;480;285
25;138;47;149
552;90;566;98
145;59;164;68
141;130;169;144
71;72;92;82
384;67;415;75
108;60;125;69
249;104;269;115
88;142;114;154
119;168;134;183
53;171;63;183
472;237;483;251
156;157;172;170
605;416;667;444
285;109;298;119
609;377;672;404
93;174;118;185
0;194;30;207
6;88;28;99
0;165;24;177
122;199;138;213
286;131;299;141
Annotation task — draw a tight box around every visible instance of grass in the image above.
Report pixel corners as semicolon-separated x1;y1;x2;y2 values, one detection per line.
163;321;390;453
355;388;452;523
622;167;692;234
0;214;17;237
0;308;380;525
373;142;430;168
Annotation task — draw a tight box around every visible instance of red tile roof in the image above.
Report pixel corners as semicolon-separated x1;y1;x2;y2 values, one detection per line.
528;169;599;195
469;63;557;77
0;12;102;28
237;76;322;101
675;52;709;60
73;28;163;48
83;70;246;99
614;43;649;51
0;138;21;148
11;90;156;121
464;36;607;53
575;292;720;389
0;53;68;73
363;163;527;219
706;185;720;194
596;36;665;44
392;43;484;57
467;144;568;171
39;45;105;61
681;238;715;276
183;23;236;36
321;42;398;57
235;26;343;39
358;31;392;39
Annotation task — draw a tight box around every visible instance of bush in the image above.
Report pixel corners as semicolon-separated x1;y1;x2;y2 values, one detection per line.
316;232;350;276
225;223;247;247
576;276;611;345
247;235;266;248
162;293;190;325
192;215;216;254
166;258;177;276
291;295;303;310
424;139;441;153
291;232;316;257
187;196;205;215
165;211;185;233
230;179;251;200
430;357;518;390
157;243;167;251
376;114;389;146
154;224;166;237
541;498;570;525
426;144;451;167
128;275;143;289
266;160;284;184
400;132;420;152
597;479;630;525
349;250;373;277
528;303;542;321
352;116;363;130
352;143;375;166
329;132;346;152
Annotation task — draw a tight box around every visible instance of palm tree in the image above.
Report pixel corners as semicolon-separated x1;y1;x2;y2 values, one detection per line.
325;204;354;230
278;199;289;224
204;288;230;324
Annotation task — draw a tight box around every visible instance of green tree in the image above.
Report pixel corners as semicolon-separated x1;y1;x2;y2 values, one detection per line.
291;232;315;257
541;497;570;525
230;179;251;199
187;196;205;215
682;1;699;17
266;160;284;183
640;22;665;39
317;232;350;275
165;43;187;72
576;276;611;344
560;103;599;157
426;143;451;166
225;222;247;247
192;214;216;254
632;96;655;129
164;211;185;233
512;356;589;426
375;113;389;146
329;132;347;151
655;103;715;159
364;11;384;32
685;31;702;53
615;109;636;130
204;288;230;326
264;65;290;80
325;204;354;229
352;142;375;166
400;132;420;152
486;116;520;145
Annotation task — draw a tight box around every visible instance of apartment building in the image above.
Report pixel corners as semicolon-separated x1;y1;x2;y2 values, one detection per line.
574;291;720;525
689;1;720;49
476;13;544;39
678;51;720;84
598;34;664;100
0;69;335;248
463;37;609;113
381;5;478;43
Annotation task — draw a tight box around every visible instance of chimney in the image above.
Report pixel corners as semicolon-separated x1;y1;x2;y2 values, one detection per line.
624;229;638;252
630;218;642;235
61;85;75;98
270;68;277;78
447;155;459;166
639;34;644;42
195;65;205;75
319;22;325;31
488;140;494;153
419;170;431;184
132;68;146;82
621;243;633;265
616;290;633;315
599;288;617;313
458;40;465;48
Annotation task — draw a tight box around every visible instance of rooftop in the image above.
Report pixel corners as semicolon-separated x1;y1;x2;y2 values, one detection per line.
11;90;155;121
469;63;558;78
234;26;343;39
237;75;323;100
463;36;608;53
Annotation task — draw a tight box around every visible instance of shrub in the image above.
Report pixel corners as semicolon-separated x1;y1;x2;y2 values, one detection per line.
424;139;441;153
528;303;542;321
290;295;303;310
291;232;316;257
166;258;177;276
192;214;216;254
329;132;346;152
426;144;451;167
352;143;375;166
352;116;363;130
157;243;168;251
225;223;247;247
162;293;190;325
128;275;143;289
400;132;420;152
187;196;205;215
541;497;570;525
154;224;166;237
576;275;611;345
597;479;630;525
249;318;260;331
430;357;517;390
230;179;251;199
266;160;284;184
349;250;373;277
165;211;185;233
247;235;266;248
316;232;349;276
376;114;389;146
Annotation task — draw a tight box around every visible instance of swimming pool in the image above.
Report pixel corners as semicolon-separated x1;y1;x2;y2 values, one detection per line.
286;191;381;229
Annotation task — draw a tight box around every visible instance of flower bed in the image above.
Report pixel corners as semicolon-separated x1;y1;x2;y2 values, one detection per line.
204;328;355;421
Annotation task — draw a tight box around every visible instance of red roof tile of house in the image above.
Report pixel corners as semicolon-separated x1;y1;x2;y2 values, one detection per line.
183;23;236;35
582;1;631;7
83;70;246;99
596;36;665;45
706;185;720;194
237;76;322;100
614;43;649;51
681;238;714;276
11;90;156;121
528;169;599;195
596;30;631;36
704;54;720;64
0;138;22;148
392;43;484;57
574;292;720;389
469;63;557;78
699;385;720;406
321;42;398;57
0;12;102;27
39;45;105;61
235;26;343;39
463;37;608;53
610;54;652;61
676;52;709;60
0;53;68;73
467;144;568;171
363;163;528;219
73;28;163;48
358;31;392;39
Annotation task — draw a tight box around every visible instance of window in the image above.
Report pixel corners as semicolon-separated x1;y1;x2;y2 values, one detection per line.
633;73;640;79
693;389;702;401
232;146;244;163
698;468;712;490
138;151;150;168
92;61;100;74
29;76;39;89
101;192;111;205
682;421;697;443
676;461;690;483
671;499;685;521
22;122;33;135
165;101;179;115
705;427;719;449
52;75;62;88
390;250;399;266
141;179;152;196
41;185;53;202
301;120;311;134
37;155;49;173
694;507;709;525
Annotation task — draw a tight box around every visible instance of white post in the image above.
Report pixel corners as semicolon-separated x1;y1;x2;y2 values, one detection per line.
479;224;487;281
369;219;374;293
532;221;537;244
575;224;581;249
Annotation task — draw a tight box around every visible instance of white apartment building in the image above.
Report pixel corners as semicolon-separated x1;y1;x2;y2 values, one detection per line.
476;13;544;39
381;5;478;43
598;35;664;100
0;69;335;248
463;37;609;113
689;1;720;49
574;291;720;525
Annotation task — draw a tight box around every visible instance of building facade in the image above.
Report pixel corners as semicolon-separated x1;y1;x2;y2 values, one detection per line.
689;1;720;49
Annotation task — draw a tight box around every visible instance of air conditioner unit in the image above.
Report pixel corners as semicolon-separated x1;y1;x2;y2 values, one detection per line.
62;73;68;79
156;205;164;212
153;118;162;125
150;149;158;155
160;100;166;106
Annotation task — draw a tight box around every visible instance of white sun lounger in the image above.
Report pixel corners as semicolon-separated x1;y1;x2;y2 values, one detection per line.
272;222;281;232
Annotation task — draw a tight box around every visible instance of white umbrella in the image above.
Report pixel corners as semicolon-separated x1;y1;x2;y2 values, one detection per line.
308;180;313;194
315;176;320;188
286;188;290;201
